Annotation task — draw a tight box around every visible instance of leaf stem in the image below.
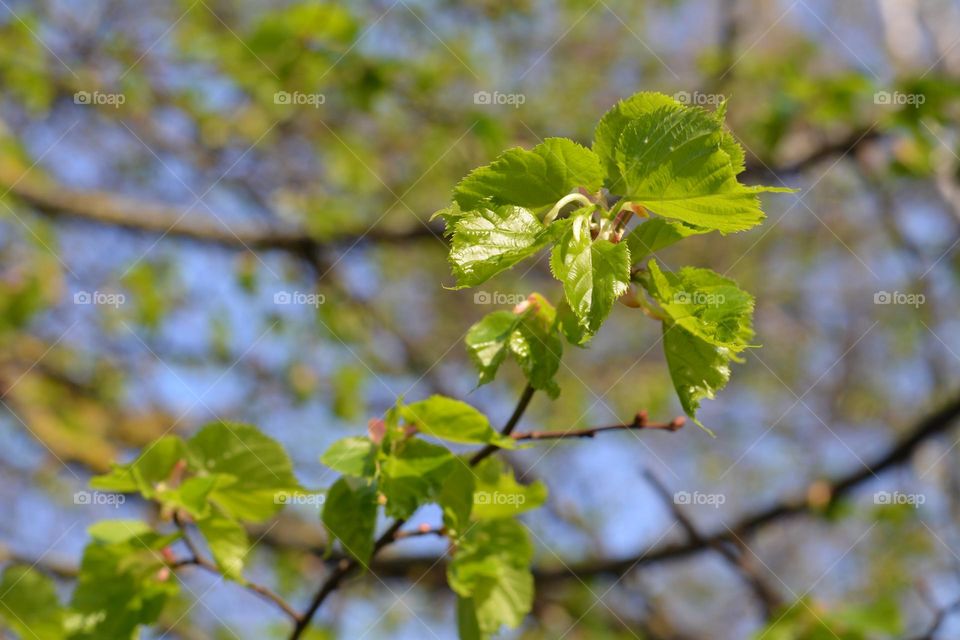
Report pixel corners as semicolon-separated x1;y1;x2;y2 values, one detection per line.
543;193;593;225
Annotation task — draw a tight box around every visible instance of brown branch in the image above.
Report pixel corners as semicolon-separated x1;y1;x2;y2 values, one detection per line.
172;513;302;623
275;391;960;588
510;411;685;441
469;384;537;465
0;165;440;252
641;468;782;618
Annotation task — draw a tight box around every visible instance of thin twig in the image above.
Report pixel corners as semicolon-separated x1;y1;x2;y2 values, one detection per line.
172;513;303;623
511;411;684;441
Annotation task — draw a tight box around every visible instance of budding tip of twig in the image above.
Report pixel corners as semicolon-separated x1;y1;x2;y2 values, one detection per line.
635;410;648;426
668;416;686;431
417;523;431;533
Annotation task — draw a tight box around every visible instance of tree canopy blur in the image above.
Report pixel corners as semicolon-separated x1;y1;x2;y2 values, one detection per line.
1;1;960;639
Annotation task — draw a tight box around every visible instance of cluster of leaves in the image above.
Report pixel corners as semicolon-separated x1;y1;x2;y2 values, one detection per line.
0;92;788;640
441;91;790;428
321;395;546;636
0;422;305;638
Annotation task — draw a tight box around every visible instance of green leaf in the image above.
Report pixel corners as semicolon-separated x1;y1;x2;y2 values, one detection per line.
465;310;517;384
551;219;631;335
447;519;535;636
643;260;755;351
321;436;378;478
625;217;709;263
401;396;515;449
456;595;482;640
454;138;603;211
448;205;562;288
593;91;684;192
321;477;378;566
438;460;476;536
614;105;792;233
464;294;563;397
70;524;179;640
87;519;157;544
155;475;222;518
662;323;731;431
197;510;249;581
642;258;754;430
90;435;185;496
379;437;458;518
0;566;67;639
471;458;547;520
186;421;303;522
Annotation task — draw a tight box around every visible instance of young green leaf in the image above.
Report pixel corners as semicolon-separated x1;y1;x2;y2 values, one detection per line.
454;137;603;211
321;436;378;478
643;260;755;351
438;460;476;535
70;523;180;640
471;458;547;520
551;219;631;335
614;105;792;233
448;205;562;288
90;435;186;496
197;510;249;581
401;396;515;449
0;566;67;639
379;437;458;518
186;421;303;522
456;595;483;640
593;91;684;193
625;217;710;263
464;294;562;397
662;323;732;432
321;477;378;566
447;519;535;636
